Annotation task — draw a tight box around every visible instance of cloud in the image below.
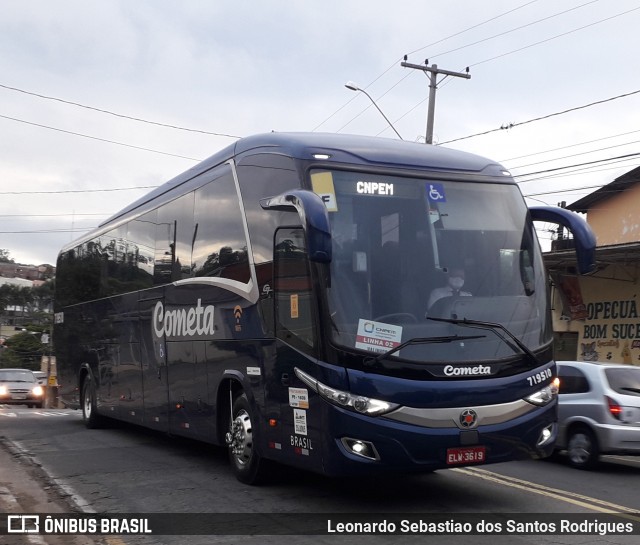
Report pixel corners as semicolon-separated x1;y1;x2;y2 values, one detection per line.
1;1;640;265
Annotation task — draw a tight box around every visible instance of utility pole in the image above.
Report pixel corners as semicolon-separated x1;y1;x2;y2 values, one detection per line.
401;58;471;144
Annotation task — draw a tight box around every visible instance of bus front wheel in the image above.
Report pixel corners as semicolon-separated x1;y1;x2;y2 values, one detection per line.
226;393;266;485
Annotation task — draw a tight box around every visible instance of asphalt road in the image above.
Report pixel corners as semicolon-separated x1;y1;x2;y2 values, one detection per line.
1;407;639;545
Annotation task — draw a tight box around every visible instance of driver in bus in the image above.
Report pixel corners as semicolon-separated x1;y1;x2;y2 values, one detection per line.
427;267;472;309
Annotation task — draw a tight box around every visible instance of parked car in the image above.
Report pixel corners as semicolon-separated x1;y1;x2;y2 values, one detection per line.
555;361;640;469
0;368;45;408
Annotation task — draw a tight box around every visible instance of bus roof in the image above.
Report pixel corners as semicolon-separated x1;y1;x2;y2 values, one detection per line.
61;132;510;254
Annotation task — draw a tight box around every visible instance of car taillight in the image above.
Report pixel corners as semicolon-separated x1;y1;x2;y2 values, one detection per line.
606;396;623;420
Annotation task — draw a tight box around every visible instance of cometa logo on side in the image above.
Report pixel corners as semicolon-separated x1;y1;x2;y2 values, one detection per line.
153;299;215;339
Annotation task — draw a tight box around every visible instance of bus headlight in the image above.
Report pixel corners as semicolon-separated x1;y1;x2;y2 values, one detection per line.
524;379;559;407
295;367;399;416
0;385;7;396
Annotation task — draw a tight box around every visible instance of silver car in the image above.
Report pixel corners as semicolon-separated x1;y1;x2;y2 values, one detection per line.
555;361;640;469
0;368;45;408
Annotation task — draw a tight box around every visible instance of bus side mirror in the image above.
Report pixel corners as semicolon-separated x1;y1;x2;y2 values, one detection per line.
260;190;332;263
529;206;596;275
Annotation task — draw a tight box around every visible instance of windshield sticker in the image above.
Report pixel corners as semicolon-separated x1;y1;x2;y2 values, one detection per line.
356;319;403;354
311;171;338;212
289;387;309;408
426;182;446;203
290;294;299;319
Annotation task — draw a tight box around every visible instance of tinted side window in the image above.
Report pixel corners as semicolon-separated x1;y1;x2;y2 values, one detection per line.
103;221;159;296
55;246;101;307
235;153;301;264
274;228;316;353
126;210;156;289
154;193;195;285
98;226;126;297
558;366;590;394
192;165;250;283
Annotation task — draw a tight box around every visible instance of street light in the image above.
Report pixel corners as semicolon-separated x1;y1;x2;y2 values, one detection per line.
344;81;403;140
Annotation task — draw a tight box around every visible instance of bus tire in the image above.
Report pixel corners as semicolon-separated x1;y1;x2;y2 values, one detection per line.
227;393;266;485
81;374;104;429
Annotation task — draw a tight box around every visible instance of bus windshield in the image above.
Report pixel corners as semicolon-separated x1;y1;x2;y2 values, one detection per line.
312;169;550;364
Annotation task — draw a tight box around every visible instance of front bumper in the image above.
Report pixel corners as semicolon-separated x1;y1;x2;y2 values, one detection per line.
319;400;557;476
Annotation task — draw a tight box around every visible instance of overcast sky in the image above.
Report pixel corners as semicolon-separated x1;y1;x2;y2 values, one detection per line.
1;0;639;266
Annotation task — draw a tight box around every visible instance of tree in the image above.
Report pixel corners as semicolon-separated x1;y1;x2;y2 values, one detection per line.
0;249;14;263
0;332;44;370
32;281;54;313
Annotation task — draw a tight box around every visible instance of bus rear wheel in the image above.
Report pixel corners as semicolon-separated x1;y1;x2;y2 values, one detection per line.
81;374;104;429
226;393;266;485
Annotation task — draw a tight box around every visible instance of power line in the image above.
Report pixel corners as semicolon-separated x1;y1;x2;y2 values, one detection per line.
373;4;635;143
404;0;541;58
0;113;203;161
524;184;603;198
508;138;640;171
0;83;241;139
518;160;640;185
514;152;640;180
500;128;640;163
439;88;640;145
425;1;600;62
468;5;640;70
313;1;539;132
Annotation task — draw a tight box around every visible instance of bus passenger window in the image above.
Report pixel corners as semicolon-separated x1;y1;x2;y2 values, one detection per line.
192;166;251;284
274;228;316;351
154;193;194;284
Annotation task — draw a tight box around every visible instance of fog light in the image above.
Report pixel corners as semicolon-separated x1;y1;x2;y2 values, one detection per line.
341;437;380;461
537;423;556;447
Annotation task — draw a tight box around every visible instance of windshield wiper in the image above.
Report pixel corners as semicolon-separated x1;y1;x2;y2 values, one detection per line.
364;334;486;366
427;316;540;366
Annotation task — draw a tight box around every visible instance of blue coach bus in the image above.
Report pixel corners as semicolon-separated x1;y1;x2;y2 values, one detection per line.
54;132;595;484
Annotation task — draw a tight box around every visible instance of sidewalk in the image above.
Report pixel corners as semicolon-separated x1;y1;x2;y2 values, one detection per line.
0;439;98;545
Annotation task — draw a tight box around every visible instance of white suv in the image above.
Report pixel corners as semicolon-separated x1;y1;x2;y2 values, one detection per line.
555;361;640;469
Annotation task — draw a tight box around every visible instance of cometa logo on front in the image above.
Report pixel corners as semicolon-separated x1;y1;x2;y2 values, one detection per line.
153;299;215;339
443;364;492;377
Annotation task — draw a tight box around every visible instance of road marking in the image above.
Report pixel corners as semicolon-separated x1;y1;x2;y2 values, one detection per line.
0;409;78;417
31;411;75;417
453;466;640;519
605;455;640;467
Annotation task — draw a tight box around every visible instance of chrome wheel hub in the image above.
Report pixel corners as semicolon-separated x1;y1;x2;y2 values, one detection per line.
226;410;253;465
83;387;92;418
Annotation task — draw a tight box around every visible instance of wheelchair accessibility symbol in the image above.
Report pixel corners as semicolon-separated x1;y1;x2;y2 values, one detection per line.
427;183;446;202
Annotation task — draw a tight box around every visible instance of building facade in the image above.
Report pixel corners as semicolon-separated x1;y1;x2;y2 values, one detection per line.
545;166;640;365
